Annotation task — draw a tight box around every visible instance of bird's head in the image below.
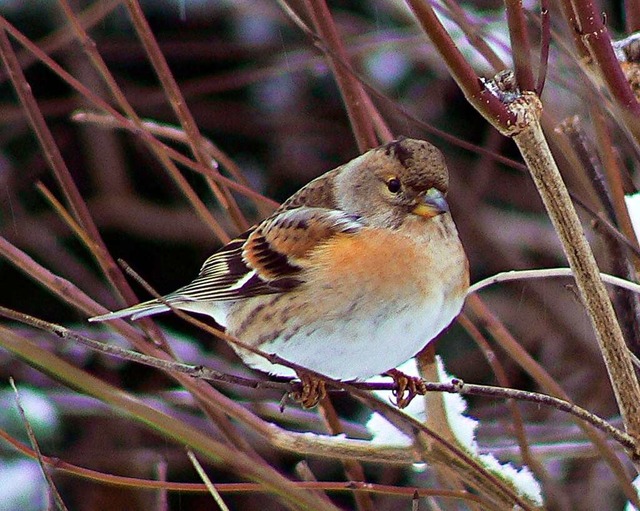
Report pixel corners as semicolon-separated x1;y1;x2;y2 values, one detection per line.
334;138;451;228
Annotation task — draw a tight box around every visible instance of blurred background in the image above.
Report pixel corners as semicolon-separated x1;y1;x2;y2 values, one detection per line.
0;0;637;509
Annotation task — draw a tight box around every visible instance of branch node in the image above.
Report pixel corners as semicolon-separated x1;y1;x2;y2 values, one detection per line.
482;71;542;137
451;378;465;392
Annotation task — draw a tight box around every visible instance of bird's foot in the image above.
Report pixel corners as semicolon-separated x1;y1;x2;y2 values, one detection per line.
385;368;426;408
291;371;326;408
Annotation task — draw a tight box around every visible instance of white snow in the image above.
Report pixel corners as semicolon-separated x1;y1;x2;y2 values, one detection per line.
365;357;543;506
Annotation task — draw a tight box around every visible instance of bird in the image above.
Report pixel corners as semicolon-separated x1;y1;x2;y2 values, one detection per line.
90;138;469;408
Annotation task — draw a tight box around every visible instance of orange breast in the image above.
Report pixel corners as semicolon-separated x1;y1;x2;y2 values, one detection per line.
304;228;435;301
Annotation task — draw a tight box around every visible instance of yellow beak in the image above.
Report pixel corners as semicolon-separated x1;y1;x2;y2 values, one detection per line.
412;188;449;218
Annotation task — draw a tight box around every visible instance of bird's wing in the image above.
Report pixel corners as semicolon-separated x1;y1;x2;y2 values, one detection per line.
89;207;363;321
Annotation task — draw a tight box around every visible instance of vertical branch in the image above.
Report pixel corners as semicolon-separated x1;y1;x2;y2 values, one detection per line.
504;0;535;91
536;0;550;95
302;0;378;151
510;94;640;444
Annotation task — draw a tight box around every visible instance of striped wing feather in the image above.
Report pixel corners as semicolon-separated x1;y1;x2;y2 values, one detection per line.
90;207;362;321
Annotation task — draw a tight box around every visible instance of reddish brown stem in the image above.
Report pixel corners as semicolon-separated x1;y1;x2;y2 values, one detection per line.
302;0;378;151
505;0;535;91
578;3;640;111
563;0;640;145
440;0;506;71
405;0;518;132
123;0;248;234
625;0;640;33
537;0;550;95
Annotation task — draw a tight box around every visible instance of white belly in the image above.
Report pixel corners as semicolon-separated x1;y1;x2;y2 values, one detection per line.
232;291;465;380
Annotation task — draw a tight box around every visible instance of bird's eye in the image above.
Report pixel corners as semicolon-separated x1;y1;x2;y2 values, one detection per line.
386;178;401;193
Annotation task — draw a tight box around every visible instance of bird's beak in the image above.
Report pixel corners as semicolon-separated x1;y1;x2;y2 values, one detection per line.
412;188;449;218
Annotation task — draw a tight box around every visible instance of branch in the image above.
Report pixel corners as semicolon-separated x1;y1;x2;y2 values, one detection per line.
1;305;635;457
506;92;640;447
469;267;640;296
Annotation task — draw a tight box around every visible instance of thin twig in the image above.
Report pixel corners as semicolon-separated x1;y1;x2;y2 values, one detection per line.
469;266;640;295
187;450;231;511
298;0;378;151
123;0;247;232
9;378;70;511
466;294;640;507
0;26;165;343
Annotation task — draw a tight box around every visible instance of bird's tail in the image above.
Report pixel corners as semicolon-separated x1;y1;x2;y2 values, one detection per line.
88;299;170;322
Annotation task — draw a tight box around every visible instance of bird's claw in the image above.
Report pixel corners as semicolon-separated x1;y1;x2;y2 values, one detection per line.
291;372;326;408
386;368;427;408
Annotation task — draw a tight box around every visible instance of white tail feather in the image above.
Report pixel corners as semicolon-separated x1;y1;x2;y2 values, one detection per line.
88;301;169;322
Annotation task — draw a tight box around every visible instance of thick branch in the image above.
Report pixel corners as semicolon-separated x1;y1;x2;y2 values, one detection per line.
509;94;640;445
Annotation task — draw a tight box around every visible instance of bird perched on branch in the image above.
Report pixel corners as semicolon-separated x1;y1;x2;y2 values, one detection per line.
91;138;469;408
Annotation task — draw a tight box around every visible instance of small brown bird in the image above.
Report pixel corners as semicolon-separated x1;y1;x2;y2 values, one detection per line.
91;138;469;407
